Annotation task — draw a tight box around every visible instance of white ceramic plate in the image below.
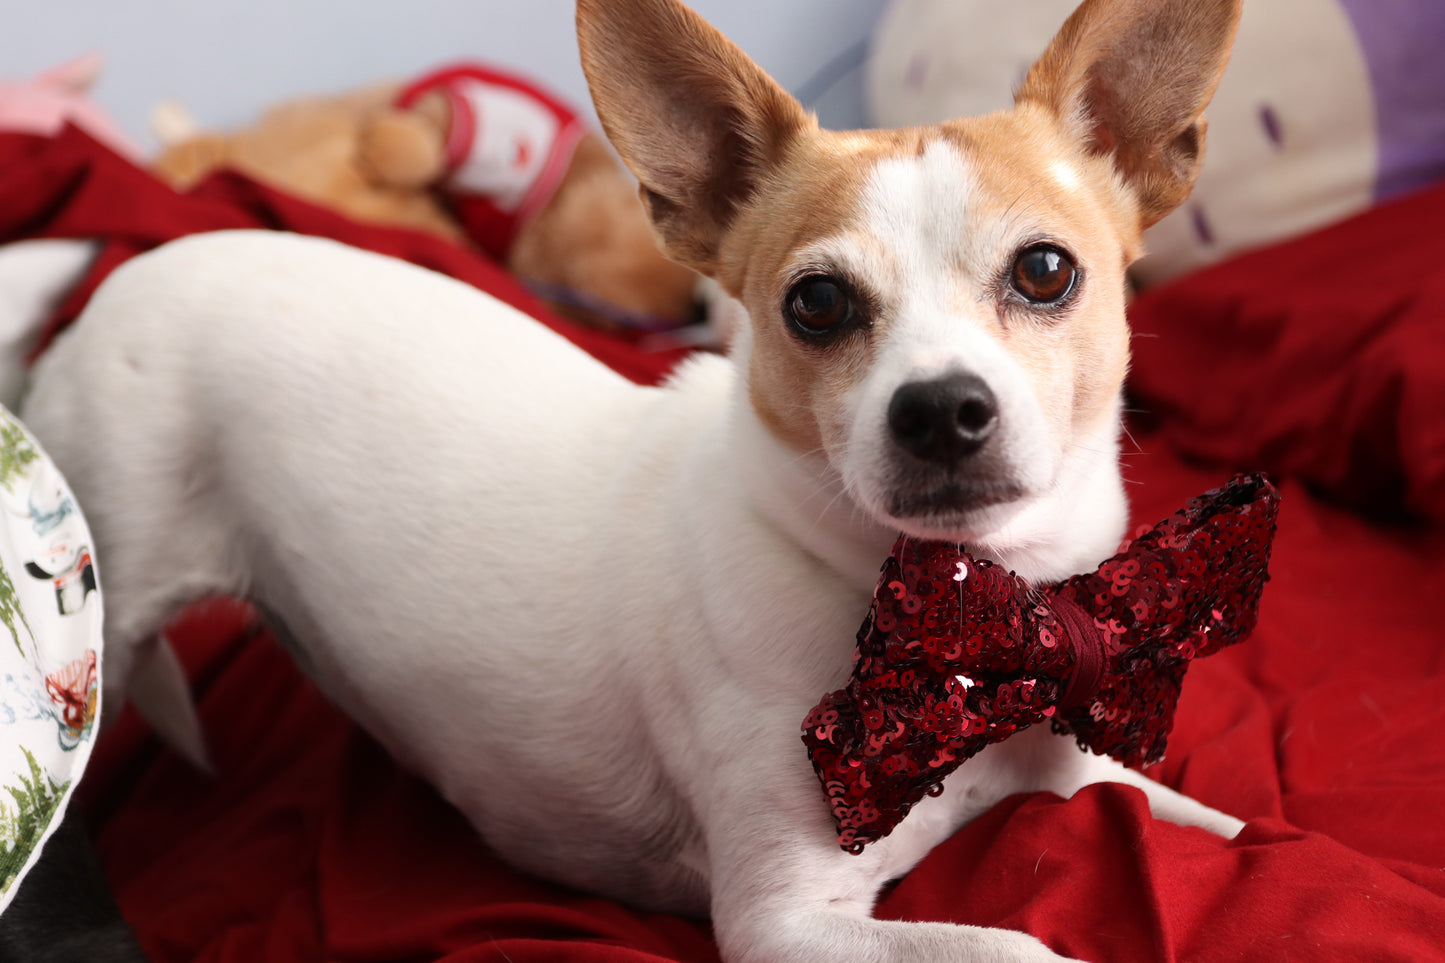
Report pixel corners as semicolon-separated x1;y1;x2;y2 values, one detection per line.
0;405;103;912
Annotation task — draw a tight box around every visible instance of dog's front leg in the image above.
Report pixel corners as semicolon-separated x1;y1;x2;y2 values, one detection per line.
699;740;1083;963
1086;759;1245;838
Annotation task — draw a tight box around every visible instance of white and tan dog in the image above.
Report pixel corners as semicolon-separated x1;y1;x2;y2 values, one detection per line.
21;0;1240;959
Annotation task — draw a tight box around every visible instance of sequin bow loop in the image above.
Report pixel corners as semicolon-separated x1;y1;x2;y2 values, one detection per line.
801;473;1280;854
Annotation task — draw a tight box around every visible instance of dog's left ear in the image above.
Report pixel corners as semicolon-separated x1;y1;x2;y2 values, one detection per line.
1017;0;1241;229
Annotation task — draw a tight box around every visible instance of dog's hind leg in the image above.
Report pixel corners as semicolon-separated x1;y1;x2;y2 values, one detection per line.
66;452;246;769
22;321;248;768
123;623;217;771
63;479;244;769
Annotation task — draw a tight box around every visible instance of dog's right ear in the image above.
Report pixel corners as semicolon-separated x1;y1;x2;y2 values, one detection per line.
576;0;812;275
1017;0;1241;230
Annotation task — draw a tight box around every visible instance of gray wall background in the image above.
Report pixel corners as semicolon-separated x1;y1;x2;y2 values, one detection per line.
2;0;887;151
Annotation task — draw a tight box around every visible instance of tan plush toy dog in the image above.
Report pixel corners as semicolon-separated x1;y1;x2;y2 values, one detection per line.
152;66;700;331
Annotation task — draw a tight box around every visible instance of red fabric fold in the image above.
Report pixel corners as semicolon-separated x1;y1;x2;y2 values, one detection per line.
78;448;1445;963
74;412;1445;963
1128;180;1445;524
8;126;1443;961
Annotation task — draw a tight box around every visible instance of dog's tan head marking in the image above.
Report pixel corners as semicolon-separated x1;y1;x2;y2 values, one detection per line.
579;0;1240;545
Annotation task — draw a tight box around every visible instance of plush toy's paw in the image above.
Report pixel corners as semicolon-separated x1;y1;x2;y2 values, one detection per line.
356;106;447;190
152;133;235;191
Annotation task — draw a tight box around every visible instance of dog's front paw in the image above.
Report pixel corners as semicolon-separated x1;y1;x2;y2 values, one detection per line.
904;923;1084;963
721;913;1084;963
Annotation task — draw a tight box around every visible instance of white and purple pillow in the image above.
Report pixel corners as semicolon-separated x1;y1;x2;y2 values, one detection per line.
867;0;1445;285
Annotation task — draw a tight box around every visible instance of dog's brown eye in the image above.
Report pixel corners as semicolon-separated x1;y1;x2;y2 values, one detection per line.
1011;245;1077;305
786;277;853;335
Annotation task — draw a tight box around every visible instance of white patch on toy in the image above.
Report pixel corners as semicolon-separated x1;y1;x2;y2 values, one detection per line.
449;82;566;213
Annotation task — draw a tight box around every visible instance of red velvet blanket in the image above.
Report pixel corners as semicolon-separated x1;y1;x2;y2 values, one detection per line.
7;129;1445;962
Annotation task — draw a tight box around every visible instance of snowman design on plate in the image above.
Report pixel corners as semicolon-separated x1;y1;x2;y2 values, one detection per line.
0;416;99;748
0;407;103;906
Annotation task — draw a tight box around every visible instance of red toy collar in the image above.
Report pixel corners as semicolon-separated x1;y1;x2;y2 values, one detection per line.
396;63;587;260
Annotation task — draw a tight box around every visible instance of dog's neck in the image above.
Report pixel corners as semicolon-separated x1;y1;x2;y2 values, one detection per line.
964;421;1130;584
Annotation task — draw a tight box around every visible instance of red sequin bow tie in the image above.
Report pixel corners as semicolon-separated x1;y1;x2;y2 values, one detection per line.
802;473;1280;853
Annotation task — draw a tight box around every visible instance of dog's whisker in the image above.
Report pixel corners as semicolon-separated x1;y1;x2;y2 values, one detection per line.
1120;423;1145;456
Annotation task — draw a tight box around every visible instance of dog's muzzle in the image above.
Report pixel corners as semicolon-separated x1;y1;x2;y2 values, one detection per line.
883;372;1028;520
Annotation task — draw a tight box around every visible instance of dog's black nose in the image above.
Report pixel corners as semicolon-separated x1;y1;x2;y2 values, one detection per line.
887;373;999;463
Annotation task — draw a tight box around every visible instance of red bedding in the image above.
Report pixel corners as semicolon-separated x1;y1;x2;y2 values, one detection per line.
6;129;1445;961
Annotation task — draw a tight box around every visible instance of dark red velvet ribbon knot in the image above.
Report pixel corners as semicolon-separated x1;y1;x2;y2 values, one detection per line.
802;473;1281;853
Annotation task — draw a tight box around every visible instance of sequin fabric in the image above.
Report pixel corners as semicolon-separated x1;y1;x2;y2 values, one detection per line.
801;473;1280;853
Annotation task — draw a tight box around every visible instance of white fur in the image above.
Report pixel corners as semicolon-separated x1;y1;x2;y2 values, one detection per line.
21;229;1240;963
18;6;1243;958
0;239;97;410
